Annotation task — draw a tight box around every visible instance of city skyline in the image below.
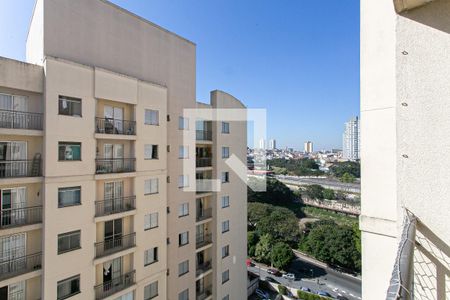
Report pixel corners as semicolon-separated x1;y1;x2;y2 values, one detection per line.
0;0;360;150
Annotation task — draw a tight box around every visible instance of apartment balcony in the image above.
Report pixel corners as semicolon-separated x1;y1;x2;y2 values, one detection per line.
196;157;212;168
196;130;212;141
95;196;136;217
196;180;213;194
196;208;212;222
0;159;41;178
95;117;136;136
0;206;42;229
0;252;42;281
196;260;212;277
196;285;213;300
94;233;136;258
0;109;43;130
95;158;135;174
196;233;212;249
94;270;135;300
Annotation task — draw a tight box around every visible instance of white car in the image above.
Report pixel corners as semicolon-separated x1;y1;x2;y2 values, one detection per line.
282;273;295;280
255;288;269;299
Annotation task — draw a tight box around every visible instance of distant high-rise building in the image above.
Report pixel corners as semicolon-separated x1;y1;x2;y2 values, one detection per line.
343;116;360;160
268;139;277;150
259;138;266;149
304;141;313;153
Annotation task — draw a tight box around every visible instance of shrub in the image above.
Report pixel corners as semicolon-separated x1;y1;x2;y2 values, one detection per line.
278;284;288;295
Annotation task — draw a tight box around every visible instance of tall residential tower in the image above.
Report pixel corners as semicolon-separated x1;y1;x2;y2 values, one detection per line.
342;117;360;161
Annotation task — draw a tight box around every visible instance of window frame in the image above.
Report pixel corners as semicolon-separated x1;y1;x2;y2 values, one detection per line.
57;230;81;254
57;274;81;300
178;202;189;218
58;186;81;208
178;175;189;188
178;260;189;277
58;142;82;161
222;270;230;284
178;116;189;130
221;196;230;208
144;247;158;266
221;122;230;134
222;245;230;258
144;212;159;230
178;289;189;300
179;231;189;247
222;220;230;233
178;145;189;159
144;144;159;160
144;109;159;126
222;147;230;159
144;178;159;195
58;95;82;117
144;281;159;300
221;172;229;183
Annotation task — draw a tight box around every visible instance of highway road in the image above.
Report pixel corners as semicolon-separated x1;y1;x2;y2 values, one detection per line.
248;252;361;299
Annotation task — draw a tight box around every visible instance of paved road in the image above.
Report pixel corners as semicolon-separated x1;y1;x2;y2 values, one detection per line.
276;175;360;193
248;254;361;299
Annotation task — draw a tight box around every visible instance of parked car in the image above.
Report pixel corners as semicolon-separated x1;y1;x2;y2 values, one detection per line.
300;287;311;292
267;268;281;276
265;276;280;284
317;291;332;297
282;273;296;280
255;288;270;299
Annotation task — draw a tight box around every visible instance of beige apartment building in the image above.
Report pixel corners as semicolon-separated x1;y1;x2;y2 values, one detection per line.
0;0;247;299
361;0;450;299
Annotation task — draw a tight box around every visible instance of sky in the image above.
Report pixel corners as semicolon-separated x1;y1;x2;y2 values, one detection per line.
0;0;360;151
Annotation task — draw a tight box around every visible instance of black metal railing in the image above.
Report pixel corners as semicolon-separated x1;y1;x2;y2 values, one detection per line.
0;109;43;130
196;285;213;300
0;206;42;229
95;196;136;217
94;270;135;300
196;260;212;277
196;157;212;168
196;233;212;249
0;252;42;281
196;130;212;141
95;158;135;174
95;117;136;135
94;233;136;258
0;159;41;178
196;208;212;222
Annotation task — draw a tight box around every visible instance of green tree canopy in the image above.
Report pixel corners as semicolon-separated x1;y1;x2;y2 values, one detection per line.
271;242;295;270
340;172;356;183
248;231;259;257
255;206;300;244
322;188;335;200
269;158;324;176
255;234;274;264
303;184;325;200
329;161;360;178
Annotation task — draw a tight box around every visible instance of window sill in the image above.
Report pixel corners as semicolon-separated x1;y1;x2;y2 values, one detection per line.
144;192;159;196
58;203;82;209
145;226;159;231
178;271;189;277
144;260;158;267
179;243;189;247
222;279;229;284
178;214;189;218
57;291;81;300
58;247;82;255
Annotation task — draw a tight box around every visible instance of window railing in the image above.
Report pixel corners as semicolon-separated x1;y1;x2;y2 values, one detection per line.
94;232;136;258
196;233;212;249
196;260;212;277
0;109;43;130
196;130;212;141
196;157;212;168
0;159;41;178
95;118;136;135
196;208;212;222
95;196;136;217
95;158;135;174
94;270;135;300
196;285;213;300
0;252;42;281
0;206;42;229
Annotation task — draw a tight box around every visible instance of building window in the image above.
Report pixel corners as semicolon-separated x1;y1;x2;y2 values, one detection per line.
58;96;81;117
222;147;230;158
221;172;229;183
223;296;229;300
144;281;158;300
144;145;158;160
178;203;189;217
222;245;230;258
179;146;189;159
58;186;81;207
179;289;189;300
58;142;81;161
144;178;159;195
58;230;81;254
144;247;158;266
57;275;80;299
145;109;159;125
179;231;189;246
221;196;230;208
178;117;189;130
144;212;159;230
222;220;230;233
222;270;230;284
178;175;189;188
222;122;230;134
178;260;189;276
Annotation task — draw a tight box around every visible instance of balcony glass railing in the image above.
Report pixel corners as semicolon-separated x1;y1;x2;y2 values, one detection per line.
94;270;135;300
196;233;212;249
0;206;42;229
94;233;136;258
0;109;43;130
0;252;42;281
196;130;212;141
196;208;212;222
95;196;136;217
0;159;41;178
95;158;135;174
95;118;136;135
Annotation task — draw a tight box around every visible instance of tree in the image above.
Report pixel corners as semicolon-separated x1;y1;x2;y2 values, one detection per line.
340;172;356;183
256;206;300;244
271;242;295;270
329;161;360;178
248;202;273;229
304;185;324;200
269;158;324;176
322;188;335;200
248;231;259;257
254;234;274;264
